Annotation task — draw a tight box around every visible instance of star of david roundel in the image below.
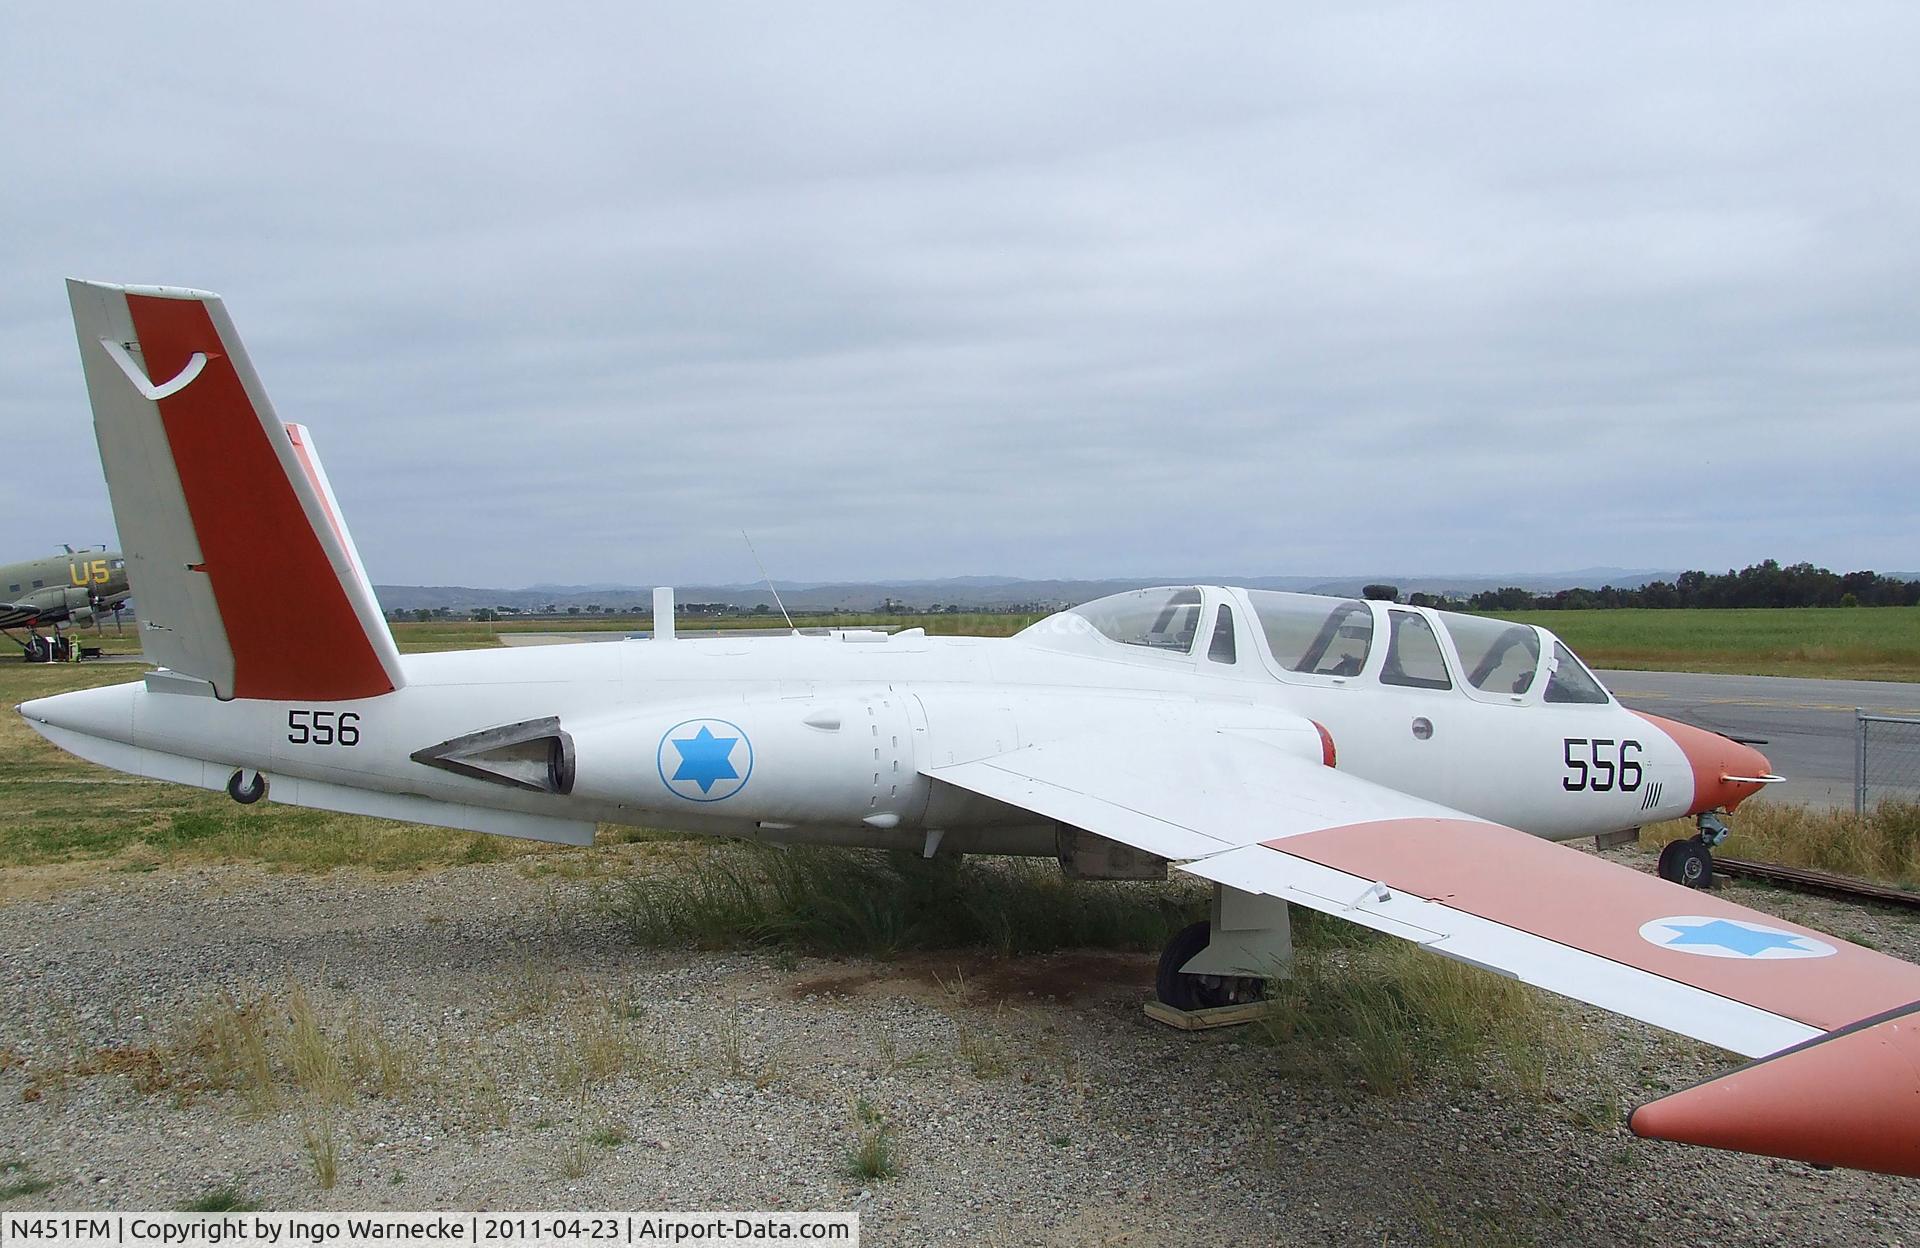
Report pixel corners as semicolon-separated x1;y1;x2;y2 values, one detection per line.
1638;915;1835;960
656;718;754;803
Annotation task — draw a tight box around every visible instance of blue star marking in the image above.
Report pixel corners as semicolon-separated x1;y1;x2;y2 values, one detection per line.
1660;919;1809;957
670;725;740;794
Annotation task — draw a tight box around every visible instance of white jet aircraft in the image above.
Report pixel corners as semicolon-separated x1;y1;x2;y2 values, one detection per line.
21;281;1920;1180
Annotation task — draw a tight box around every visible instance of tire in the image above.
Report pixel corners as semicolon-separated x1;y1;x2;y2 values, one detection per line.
1658;837;1713;890
226;770;268;805
1155;920;1267;1011
1156;921;1213;1010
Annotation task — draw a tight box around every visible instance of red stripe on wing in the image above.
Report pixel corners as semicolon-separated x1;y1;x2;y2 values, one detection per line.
1265;818;1920;1034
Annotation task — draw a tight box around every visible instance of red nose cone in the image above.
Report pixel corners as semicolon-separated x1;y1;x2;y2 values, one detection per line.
1632;712;1772;813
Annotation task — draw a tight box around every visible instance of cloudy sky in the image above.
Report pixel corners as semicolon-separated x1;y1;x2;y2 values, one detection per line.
3;4;1916;587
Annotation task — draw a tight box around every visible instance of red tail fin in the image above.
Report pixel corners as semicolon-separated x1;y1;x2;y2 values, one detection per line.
68;280;403;700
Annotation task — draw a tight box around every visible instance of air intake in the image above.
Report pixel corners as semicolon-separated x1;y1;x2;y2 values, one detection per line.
411;716;575;795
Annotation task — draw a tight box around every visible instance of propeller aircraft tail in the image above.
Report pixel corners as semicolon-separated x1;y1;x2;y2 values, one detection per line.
65;280;403;701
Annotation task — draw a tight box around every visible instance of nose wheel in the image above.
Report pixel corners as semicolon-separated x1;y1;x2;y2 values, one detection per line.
1657;813;1729;890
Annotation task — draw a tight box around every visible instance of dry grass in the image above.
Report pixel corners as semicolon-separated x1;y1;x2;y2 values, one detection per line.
1261;922;1581;1097
175;988;423;1109
952;1023;1012;1080
286;986;350;1105
533;992;683;1101
345;1009;417;1099
19;983;431;1124
188;994;281;1111
1640;799;1920;889
459;1067;510;1131
300;1105;339;1189
579;1011;633;1083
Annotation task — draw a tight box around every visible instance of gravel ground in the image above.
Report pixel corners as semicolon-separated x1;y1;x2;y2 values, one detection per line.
2;848;1917;1247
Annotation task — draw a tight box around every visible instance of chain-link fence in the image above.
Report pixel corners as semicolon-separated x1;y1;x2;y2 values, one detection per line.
1856;710;1920;815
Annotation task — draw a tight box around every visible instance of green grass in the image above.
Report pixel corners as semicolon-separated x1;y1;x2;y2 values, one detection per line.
395;604;1920;679
613;842;1203;956
1495;606;1920;681
177;1184;256;1212
1641;799;1920;889
388;611;1042;651
0;1158;54;1202
844;1100;899;1181
1260;917;1578;1097
0;658;580;872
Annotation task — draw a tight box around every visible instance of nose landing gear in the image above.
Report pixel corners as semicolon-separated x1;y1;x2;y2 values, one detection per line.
1657;812;1729;890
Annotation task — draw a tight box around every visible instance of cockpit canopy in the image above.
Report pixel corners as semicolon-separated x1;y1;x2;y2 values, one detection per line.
1056;585;1610;705
1068;586;1204;652
1245;591;1374;677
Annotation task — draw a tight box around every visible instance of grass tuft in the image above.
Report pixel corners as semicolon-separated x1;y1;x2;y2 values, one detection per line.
0;1158;54;1202
615;844;1200;956
461;1067;510;1131
844;1100;899;1181
300;1106;338;1189
286;986;349;1105
952;1024;1011;1080
172;987;425;1113
1260;925;1577;1096
1569;1087;1624;1134
177;1184;256;1212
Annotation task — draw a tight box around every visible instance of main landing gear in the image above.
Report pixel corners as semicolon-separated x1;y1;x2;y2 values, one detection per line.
10;629;74;664
1657;812;1730;891
1156;921;1268;1010
1153;885;1293;1011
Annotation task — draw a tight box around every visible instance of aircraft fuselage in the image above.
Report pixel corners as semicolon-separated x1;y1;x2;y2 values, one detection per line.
19;588;1762;856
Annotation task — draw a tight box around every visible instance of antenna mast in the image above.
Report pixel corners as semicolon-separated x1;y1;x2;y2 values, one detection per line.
741;531;796;633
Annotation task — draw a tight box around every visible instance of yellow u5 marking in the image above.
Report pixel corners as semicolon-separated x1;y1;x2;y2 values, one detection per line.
68;559;110;586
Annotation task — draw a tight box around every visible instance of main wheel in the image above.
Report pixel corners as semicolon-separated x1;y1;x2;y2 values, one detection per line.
1155;920;1267;1011
1657;837;1714;890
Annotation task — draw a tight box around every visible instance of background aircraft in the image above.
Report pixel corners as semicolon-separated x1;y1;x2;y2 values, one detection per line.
1;546;129;633
20;280;1920;1182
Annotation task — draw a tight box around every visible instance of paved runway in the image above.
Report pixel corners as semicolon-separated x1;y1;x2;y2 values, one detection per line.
1600;670;1920;807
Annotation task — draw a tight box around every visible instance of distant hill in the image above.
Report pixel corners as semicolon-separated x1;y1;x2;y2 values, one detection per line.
373;568;1681;614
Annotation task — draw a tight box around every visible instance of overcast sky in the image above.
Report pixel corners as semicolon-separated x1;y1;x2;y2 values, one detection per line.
2;4;1916;587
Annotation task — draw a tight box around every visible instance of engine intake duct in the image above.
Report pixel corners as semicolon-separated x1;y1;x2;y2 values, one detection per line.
412;716;575;795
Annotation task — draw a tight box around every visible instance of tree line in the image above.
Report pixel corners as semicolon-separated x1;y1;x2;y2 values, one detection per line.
1374;561;1920;612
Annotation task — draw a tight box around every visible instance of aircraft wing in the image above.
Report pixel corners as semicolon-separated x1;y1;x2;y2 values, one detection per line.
0;601;40;628
926;731;1920;1178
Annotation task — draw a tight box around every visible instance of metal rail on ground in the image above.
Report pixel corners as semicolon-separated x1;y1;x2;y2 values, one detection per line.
1713;855;1920;912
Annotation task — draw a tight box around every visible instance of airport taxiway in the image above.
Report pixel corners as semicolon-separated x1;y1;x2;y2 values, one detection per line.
1601;670;1920;807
